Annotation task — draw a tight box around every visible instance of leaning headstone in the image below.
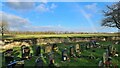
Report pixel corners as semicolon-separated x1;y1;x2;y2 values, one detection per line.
35;46;41;56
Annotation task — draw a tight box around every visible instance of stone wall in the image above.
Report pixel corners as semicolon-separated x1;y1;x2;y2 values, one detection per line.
1;36;120;49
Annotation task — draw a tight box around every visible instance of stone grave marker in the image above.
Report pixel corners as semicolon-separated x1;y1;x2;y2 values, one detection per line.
62;48;68;61
35;46;41;56
4;49;14;64
21;46;31;60
70;46;76;57
45;45;52;53
52;44;58;52
75;44;81;57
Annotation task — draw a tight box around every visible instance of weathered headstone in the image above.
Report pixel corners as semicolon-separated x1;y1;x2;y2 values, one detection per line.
75;44;81;57
35;46;41;56
45;45;52;53
75;44;80;52
70;46;76;57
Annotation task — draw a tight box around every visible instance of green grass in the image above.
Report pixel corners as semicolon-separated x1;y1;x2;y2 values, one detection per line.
1;41;120;67
2;33;119;40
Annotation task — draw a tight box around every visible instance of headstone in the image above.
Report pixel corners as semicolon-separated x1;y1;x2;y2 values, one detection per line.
52;44;58;52
75;44;80;52
4;49;14;64
103;52;108;64
70;46;76;57
45;45;52;53
48;52;55;68
35;46;41;56
21;46;31;60
62;48;68;61
75;44;81;57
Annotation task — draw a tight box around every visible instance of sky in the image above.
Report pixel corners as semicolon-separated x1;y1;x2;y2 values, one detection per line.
0;0;119;32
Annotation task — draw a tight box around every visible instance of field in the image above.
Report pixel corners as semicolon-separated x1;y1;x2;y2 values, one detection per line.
2;33;119;39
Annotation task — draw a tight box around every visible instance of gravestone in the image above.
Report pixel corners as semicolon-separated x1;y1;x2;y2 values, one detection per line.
75;44;80;52
75;44;81;57
45;45;52;53
35;57;44;68
48;52;55;68
35;46;41;56
4;49;14;64
62;48;68;61
52;44;58;52
70;46;76;57
21;46;31;60
103;52;108;64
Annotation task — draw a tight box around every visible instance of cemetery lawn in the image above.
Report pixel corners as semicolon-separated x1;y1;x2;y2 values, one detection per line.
1;41;120;67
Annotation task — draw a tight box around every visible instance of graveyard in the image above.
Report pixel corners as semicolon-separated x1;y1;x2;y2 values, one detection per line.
1;34;120;68
1;1;120;68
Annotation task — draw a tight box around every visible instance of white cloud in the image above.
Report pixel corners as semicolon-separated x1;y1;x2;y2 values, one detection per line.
36;3;49;12
0;11;64;31
85;3;98;12
0;11;30;31
36;3;57;13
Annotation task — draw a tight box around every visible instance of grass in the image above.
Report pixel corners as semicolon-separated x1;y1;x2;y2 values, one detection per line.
1;41;120;67
2;33;119;40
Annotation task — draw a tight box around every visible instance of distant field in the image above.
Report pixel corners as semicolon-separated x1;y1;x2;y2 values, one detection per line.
1;33;119;40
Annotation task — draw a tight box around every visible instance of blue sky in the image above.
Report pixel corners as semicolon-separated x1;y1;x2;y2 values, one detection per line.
0;1;119;32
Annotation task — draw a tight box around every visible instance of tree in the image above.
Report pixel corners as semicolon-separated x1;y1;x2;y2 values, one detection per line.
0;20;8;41
102;2;120;30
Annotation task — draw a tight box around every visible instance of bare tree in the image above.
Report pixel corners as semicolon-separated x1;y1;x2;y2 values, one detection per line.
0;20;8;41
102;2;120;30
